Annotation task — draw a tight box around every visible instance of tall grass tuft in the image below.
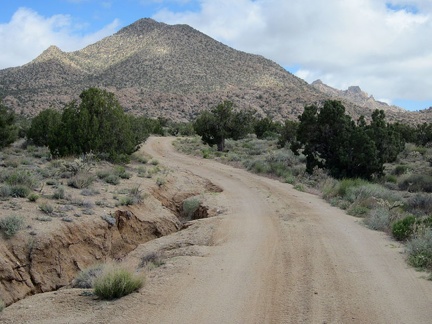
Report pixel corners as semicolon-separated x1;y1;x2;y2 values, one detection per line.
93;266;144;300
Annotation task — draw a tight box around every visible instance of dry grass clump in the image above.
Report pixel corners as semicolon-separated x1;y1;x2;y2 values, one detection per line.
93;266;144;300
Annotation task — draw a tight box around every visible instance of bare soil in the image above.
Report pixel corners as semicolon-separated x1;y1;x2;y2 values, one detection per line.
1;136;432;323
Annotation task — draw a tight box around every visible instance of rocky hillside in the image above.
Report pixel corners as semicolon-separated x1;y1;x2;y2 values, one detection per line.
0;18;430;123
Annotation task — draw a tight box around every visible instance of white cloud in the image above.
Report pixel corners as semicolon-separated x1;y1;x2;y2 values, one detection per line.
0;7;119;69
153;0;432;103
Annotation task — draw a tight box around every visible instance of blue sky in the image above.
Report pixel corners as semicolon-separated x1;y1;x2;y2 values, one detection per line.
1;0;432;112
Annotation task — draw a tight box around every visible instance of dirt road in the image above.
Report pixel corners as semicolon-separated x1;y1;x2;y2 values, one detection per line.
141;137;432;324
2;136;432;323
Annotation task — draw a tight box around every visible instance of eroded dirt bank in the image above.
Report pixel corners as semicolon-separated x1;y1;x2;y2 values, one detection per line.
1;137;432;324
0;201;180;305
0;166;218;307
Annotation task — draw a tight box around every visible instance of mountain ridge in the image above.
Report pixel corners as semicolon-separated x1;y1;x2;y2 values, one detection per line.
311;79;406;114
0;18;430;123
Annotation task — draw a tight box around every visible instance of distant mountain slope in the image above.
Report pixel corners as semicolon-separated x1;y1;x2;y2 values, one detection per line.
311;79;405;113
0;18;430;123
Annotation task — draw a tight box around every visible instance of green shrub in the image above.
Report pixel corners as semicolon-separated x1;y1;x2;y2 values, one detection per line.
385;174;398;184
10;185;31;198
128;186;145;204
392;165;408;176
96;169;110;179
119;196;134;206
345;183;400;204
0;298;4;312
27;193;39;202
137;166;147;177
39;202;54;214
93;267;144;300
406;230;432;269
114;166;131;179
0;215;24;238
392;216;416;241
182;198;201;218
52;186;65;199
156;177;166;187
4;169;37;188
246;159;271;174
398;174;432;193
72;264;105;288
337;178;369;198
105;174;120;185
67;172;95;189
347;204;369;217
294;184;305;191
0;185;12;198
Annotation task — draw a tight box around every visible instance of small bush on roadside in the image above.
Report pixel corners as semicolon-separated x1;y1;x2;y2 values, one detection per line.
0;215;24;238
72;264;105;288
392;216;416;241
364;207;391;231
406;229;432;270
345;183;400;204
405;193;432;215
0;298;4;312
347;204;369;217
337;178;369;198
93;267;144;300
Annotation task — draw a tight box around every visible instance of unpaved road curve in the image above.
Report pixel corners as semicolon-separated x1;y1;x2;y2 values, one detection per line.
2;136;432;324
142;137;432;324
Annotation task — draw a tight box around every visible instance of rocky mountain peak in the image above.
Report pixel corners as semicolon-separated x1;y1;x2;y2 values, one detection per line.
116;18;167;36
32;45;65;63
347;85;362;94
